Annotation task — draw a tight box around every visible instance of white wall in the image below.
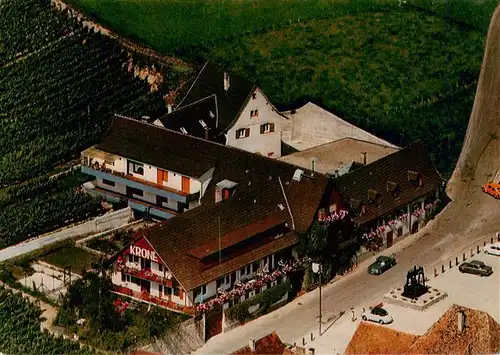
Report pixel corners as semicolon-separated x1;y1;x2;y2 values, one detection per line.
226;88;285;158
95;177;127;195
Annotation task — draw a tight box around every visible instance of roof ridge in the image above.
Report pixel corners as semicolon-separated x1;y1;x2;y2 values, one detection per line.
110;115;327;177
176;61;209;108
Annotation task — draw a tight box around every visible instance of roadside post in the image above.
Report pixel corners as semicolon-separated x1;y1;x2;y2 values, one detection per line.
312;262;322;336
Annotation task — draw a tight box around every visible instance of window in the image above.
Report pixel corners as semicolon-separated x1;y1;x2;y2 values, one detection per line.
318;208;326;220
260;123;275;134
157;195;169;209
121;273;126;282
329;203;337;213
174;287;180;296
199;120;207;128
158;263;164;272
128;160;144;175
252;92;257;100
102;179;115;187
180;127;188;134
240;265;249;276
235;128;250;139
250;110;259;118
252;261;260;273
127;186;143;197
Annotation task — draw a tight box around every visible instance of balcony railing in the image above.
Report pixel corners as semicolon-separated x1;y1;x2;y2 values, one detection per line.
114;285;194;315
81;160;200;202
116;261;174;287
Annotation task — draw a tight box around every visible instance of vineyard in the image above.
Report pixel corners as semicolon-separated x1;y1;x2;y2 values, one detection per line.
0;286;93;354
0;0;186;248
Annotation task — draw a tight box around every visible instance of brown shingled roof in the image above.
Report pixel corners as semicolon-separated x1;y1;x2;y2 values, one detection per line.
335;141;442;224
144;180;297;291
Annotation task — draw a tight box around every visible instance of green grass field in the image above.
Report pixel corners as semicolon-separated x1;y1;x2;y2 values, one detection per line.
207;9;484;175
41;246;101;274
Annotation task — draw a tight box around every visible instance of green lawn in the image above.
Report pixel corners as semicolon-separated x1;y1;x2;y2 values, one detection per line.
208;9;485;176
66;0;400;52
41;246;101;274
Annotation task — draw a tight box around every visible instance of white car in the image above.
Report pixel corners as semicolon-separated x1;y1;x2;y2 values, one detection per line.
361;307;393;324
484;242;500;256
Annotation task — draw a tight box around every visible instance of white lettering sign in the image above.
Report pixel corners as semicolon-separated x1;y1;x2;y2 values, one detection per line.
129;245;158;262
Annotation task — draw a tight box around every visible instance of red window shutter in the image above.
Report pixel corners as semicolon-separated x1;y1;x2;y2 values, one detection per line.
223;188;231;200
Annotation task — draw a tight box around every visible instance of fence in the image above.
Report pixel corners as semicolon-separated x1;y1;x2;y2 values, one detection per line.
430;233;500;278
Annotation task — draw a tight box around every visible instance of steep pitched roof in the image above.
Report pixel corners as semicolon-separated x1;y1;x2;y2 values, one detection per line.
176;61;256;131
157;95;224;142
144;181;296;290
334;141;442;224
408;305;500;354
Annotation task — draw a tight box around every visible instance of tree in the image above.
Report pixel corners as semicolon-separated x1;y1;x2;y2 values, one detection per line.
298;209;357;280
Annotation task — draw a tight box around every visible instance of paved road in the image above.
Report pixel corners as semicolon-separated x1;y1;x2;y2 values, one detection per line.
0;208;133;262
194;219;496;354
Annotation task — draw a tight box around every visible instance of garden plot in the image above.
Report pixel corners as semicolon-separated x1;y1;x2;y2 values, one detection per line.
18;262;81;300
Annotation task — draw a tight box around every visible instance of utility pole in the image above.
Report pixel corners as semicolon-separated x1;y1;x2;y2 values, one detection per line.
312;262;322;336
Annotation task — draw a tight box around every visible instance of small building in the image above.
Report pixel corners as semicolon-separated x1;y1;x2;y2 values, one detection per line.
281;102;397;152
345;305;500;354
329;141;443;250
232;332;305;355
279;137;399;177
154;61;288;158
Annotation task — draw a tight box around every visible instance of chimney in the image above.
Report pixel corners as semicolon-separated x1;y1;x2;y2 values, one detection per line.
224;72;230;91
204;127;210;140
310;157;317;175
249;339;256;352
361;152;367;166
458;310;466;333
167;104;173;114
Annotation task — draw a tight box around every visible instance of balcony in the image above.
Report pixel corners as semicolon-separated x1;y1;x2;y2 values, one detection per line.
81;163;200;203
113;285;194;315
116;261;173;287
128;199;177;220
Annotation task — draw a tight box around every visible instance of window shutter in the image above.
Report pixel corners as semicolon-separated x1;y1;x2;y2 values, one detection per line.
270;123;275;132
245;128;250;137
260;124;265;134
235;130;239;139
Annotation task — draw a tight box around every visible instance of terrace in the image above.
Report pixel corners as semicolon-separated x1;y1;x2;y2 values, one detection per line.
113;285;195;316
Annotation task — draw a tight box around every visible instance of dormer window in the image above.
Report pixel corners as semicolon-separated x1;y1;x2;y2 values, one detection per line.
408;170;423;186
199;120;207;128
368;189;382;206
180;127;188;134
350;198;365;216
387;181;401;199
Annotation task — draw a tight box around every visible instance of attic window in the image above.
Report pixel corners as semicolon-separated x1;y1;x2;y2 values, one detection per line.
199;120;207;128
180;127;188;134
209;111;215;118
408;170;423;186
252;93;257;100
250;110;259;118
368;189;382;206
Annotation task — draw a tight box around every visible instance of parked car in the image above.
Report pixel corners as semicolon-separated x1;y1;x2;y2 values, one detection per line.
459;260;493;276
368;255;396;275
361;307;393;324
482;183;500;199
483;242;500;256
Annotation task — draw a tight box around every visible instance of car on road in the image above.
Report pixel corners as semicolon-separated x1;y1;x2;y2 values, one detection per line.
367;255;396;275
361;307;393;324
459;260;493;276
483;242;500;256
482;183;500;199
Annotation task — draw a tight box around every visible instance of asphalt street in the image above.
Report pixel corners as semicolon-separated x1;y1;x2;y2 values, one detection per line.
195;222;496;354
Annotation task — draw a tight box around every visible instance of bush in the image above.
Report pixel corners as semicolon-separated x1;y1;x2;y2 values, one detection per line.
225;279;291;323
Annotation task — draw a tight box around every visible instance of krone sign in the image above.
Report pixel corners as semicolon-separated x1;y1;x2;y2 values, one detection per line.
129;245;158;262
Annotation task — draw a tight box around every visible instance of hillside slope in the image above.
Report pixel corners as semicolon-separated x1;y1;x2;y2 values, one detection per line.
448;4;500;197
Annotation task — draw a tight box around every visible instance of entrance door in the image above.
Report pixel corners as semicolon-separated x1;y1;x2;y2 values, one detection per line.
412;221;419;234
181;176;190;194
205;304;223;341
386;231;394;248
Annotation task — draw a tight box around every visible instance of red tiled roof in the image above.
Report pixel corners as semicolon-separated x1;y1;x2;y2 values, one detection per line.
187;215;286;259
335;141;442;224
232;332;287;355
